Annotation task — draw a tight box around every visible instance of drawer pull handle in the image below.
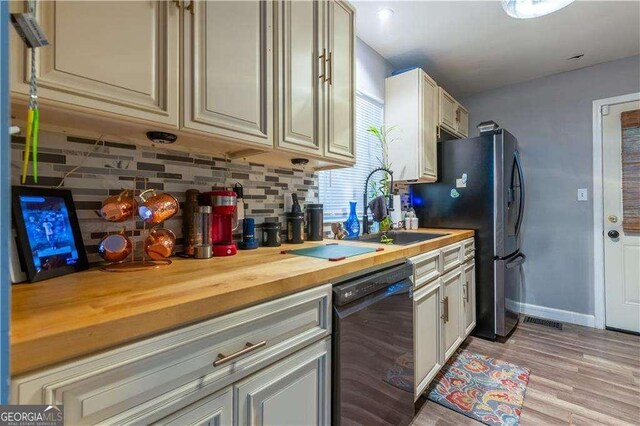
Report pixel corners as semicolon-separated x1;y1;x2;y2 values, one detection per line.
213;340;266;367
464;281;469;303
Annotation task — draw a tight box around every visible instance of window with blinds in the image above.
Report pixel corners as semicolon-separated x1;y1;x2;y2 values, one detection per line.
319;93;384;221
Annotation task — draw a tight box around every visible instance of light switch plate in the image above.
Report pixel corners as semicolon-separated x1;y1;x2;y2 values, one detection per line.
577;188;588;201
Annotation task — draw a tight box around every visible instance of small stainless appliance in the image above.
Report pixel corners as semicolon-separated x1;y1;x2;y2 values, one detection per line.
332;261;415;426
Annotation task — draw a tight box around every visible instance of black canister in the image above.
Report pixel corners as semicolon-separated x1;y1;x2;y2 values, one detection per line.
286;212;305;244
305;204;324;241
262;218;282;247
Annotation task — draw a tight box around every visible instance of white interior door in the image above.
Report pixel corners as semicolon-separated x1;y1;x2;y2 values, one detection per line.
603;100;640;333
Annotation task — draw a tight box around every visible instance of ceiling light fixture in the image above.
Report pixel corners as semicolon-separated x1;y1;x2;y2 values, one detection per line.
378;8;394;21
501;0;575;19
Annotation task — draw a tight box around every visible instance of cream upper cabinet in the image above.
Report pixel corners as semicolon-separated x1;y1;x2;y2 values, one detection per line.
386;68;438;182
421;73;438;179
438;87;469;139
275;0;323;155
9;0;356;168
182;0;273;147
258;0;357;165
10;1;179;125
324;0;356;163
414;280;443;398
438;87;457;134
457;105;469;138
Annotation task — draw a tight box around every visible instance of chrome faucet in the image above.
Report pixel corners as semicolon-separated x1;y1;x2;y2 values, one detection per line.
362;167;394;235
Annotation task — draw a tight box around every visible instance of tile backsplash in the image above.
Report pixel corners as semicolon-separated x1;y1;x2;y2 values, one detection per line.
11;131;318;263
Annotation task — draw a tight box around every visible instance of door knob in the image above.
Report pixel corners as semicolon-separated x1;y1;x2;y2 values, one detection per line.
608;230;620;239
608;215;618;223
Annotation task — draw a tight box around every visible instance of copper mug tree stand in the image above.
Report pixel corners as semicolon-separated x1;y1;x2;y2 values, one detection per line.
101;176;173;272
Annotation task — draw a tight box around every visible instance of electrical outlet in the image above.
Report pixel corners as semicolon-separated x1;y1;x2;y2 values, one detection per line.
577;188;588;201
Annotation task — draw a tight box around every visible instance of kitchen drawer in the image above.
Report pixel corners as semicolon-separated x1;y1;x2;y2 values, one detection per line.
411;249;442;288
11;284;331;425
462;238;475;262
441;242;463;273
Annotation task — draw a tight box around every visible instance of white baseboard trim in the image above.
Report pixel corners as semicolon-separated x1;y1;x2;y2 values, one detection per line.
511;301;596;328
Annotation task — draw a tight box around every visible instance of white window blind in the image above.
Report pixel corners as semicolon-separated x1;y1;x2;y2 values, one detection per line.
319;93;384;221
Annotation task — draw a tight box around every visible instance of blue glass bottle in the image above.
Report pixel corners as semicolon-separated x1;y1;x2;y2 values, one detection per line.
344;201;360;237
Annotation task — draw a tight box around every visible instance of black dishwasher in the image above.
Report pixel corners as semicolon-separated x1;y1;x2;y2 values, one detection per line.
332;261;415;426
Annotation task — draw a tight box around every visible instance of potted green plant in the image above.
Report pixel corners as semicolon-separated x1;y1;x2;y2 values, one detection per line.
366;125;397;233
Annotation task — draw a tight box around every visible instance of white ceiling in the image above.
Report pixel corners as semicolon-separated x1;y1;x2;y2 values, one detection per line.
353;1;640;97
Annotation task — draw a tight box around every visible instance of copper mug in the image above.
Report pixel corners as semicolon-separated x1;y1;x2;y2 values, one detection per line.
100;190;138;222
144;228;176;260
98;232;133;263
138;190;179;225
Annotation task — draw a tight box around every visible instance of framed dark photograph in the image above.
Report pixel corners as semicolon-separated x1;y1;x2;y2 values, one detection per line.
11;186;89;283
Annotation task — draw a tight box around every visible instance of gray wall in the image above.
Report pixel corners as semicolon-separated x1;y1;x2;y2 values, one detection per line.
356;38;394;101
461;55;640;315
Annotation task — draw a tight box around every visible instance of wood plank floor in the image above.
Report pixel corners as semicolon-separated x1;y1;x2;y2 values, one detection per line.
412;319;640;425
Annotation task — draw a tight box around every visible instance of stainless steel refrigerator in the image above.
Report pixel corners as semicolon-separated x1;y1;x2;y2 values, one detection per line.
411;127;525;340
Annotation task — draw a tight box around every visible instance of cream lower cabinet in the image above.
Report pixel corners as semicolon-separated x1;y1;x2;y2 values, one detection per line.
413;280;443;397
183;0;273;147
441;268;464;361
11;285;332;426
411;238;476;398
386;68;438;182
9;0;179;125
463;261;477;337
154;387;233;426
235;338;330;426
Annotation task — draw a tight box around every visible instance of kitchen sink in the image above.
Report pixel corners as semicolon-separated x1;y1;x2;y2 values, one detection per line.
345;231;449;246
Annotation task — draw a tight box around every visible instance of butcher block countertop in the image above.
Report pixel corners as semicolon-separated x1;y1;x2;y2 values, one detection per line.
11;228;473;375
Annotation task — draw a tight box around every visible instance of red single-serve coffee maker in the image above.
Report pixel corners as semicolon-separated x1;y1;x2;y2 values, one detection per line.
205;190;238;256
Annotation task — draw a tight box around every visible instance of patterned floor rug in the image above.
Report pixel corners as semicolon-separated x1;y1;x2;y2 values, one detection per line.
427;349;530;425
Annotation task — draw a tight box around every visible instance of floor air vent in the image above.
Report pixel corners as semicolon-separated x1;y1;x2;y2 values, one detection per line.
523;316;563;330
